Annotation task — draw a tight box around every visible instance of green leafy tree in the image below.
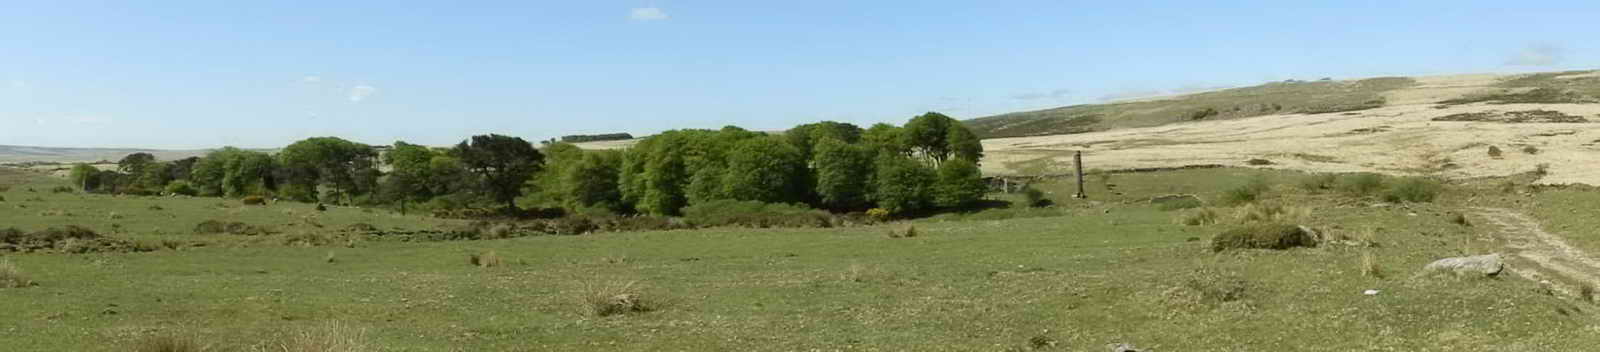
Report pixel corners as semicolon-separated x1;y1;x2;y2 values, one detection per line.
528;142;585;207
863;122;909;157
787;121;863;160
900;112;984;167
451;134;544;212
562;150;625;212
872;154;936;214
117;152;156;174
721;137;809;204
934;158;986;208
812;138;875;210
379;141;438;213
190;147;273;197
69;164;98;191
619;128;762;215
278;137;378;203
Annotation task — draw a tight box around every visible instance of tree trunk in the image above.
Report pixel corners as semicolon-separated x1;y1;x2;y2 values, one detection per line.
1073;151;1086;199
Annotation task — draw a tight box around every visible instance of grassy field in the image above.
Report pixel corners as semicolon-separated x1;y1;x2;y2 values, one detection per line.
2;167;1598;351
965;77;1416;139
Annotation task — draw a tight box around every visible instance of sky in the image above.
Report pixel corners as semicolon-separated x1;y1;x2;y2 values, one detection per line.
2;1;1596;149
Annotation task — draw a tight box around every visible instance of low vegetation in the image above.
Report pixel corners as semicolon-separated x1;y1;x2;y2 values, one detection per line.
966;77;1416;138
1210;223;1316;252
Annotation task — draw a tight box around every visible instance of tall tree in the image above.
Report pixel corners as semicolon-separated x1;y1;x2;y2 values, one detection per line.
721;137;809;204
278;137;378;203
452;134;544;212
562;150;625;212
872;154;936;214
812;138;875;210
117;152;157;175
933;158;986;208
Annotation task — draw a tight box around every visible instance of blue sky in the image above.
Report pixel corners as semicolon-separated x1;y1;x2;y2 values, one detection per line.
2;1;1595;149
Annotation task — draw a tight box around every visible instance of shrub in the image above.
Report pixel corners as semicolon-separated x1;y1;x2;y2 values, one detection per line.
1180;269;1250;304
1449;212;1470;226
164;180;198;196
681;200;834;228
1383;177;1441;203
1177;208;1220;226
1335;173;1385;197
1210;223;1316;252
1245;158;1273;166
1522;145;1540;154
1021;186;1051;207
1297;173;1338;192
50;186;75;193
552;216;598;235
0;258;33;288
1488;145;1503;159
1534;163;1550;177
865;208;892;221
241;196;266;205
1219;177;1270;205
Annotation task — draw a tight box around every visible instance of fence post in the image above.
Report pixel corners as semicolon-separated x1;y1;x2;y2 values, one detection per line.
1074;151;1086;199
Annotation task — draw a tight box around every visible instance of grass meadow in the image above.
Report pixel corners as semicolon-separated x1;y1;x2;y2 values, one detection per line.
2;167;1597;351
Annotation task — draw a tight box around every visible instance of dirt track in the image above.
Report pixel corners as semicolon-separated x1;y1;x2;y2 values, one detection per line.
1473;207;1600;292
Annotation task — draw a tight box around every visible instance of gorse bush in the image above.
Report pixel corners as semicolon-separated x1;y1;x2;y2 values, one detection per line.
241;195;266;205
1383;177;1441;203
1335;173;1385;197
1211;223;1316;252
1219;177;1270;205
1021;186;1050;207
1297;173;1338;192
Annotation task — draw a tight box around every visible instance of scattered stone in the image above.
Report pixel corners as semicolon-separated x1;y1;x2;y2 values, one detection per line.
1424;254;1504;276
1109;343;1143;352
1363;289;1380;296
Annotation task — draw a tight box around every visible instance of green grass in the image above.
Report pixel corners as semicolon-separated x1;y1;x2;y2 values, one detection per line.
2;167;1598;350
966;77;1415;138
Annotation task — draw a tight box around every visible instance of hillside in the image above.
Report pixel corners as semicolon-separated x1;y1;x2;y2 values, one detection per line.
978;70;1600;185
0;145;212;165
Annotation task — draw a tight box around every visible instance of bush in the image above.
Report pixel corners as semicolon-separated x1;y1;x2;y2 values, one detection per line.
0;258;33;288
1383;177;1441;203
1211;223;1316;252
1335;173;1385;197
681;200;834;228
1021;186;1051;207
163;180;198;196
1297;173;1338;192
1219;177;1270;205
1245;158;1273;166
50;186;75;194
241;195;266;205
865;208;892;221
471;251;502;268
1488;145;1503;159
1522;145;1540;155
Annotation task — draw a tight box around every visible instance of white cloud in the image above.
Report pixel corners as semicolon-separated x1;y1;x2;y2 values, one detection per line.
1505;43;1566;66
8;80;24;88
630;7;669;21
301;75;322;83
348;85;377;102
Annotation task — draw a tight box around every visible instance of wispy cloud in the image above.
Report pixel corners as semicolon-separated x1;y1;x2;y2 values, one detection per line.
8;79;24;89
301;75;322;83
630;7;669;21
1011;88;1071;101
1505;43;1565;66
349;85;377;102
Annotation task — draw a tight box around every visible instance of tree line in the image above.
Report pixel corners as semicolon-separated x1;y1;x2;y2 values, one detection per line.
68;112;986;217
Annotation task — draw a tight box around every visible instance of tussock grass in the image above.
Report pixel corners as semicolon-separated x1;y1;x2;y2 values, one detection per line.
575;280;664;317
1383;177;1441;203
1218;177;1271;205
1176;208;1220;226
0;258;33;288
470;251;502;268
254;321;371;352
1231;203;1310;224
1360;250;1384;278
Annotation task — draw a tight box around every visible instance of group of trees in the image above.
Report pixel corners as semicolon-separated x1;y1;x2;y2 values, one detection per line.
68;112;987;218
